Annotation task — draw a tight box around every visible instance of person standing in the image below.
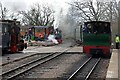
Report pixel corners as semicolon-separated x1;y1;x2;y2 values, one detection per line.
115;34;120;49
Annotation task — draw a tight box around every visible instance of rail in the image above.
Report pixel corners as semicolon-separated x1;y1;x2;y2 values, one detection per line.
2;48;72;80
67;57;101;80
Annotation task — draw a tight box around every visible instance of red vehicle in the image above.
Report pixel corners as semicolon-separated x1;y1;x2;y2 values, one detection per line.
1;20;27;54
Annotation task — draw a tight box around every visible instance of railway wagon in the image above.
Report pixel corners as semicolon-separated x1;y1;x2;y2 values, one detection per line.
1;20;27;54
20;26;54;40
83;21;111;57
30;26;54;41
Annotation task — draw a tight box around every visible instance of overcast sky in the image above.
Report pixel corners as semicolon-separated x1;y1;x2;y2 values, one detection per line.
1;0;119;27
1;0;72;12
1;0;72;27
1;0;120;11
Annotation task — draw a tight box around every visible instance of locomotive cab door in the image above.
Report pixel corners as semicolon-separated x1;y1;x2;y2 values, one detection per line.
2;23;11;53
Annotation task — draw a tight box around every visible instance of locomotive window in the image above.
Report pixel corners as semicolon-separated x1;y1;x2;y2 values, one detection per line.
104;23;110;33
5;27;7;32
86;24;93;33
98;23;110;34
93;23;98;33
0;26;1;33
2;24;9;33
84;22;110;34
92;23;110;34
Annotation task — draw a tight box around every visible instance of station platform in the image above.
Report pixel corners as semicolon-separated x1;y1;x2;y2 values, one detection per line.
106;49;119;80
0;40;82;66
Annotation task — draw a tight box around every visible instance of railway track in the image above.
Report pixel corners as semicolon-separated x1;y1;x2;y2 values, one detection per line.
1;53;38;67
2;48;71;80
2;53;52;72
1;46;45;66
67;57;101;80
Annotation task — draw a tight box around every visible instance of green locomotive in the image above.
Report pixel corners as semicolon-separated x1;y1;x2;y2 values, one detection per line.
83;21;111;57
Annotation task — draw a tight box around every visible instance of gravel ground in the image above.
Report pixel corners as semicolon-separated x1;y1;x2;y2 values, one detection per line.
89;58;110;80
60;55;90;79
61;58;110;80
68;58;99;80
16;53;86;79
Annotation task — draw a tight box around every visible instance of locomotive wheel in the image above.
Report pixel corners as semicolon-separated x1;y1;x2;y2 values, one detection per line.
18;40;24;51
18;44;24;51
24;43;27;49
20;45;24;51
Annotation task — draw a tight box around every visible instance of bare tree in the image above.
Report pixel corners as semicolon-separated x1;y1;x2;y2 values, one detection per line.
0;2;8;20
102;0;119;22
19;3;55;26
9;12;20;20
67;0;119;22
0;2;21;20
118;1;120;35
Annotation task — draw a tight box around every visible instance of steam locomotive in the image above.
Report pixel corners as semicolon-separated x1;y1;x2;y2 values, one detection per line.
83;21;111;58
1;20;27;54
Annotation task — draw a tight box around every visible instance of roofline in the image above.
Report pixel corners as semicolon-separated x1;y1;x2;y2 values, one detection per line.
84;21;110;23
